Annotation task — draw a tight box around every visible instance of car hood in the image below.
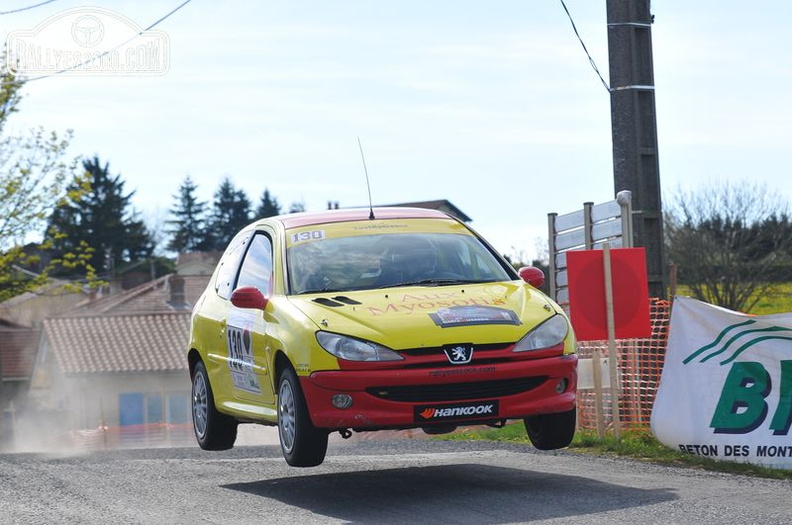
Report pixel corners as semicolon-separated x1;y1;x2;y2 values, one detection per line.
287;281;561;350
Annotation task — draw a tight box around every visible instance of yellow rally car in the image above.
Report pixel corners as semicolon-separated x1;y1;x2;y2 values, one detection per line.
188;207;577;466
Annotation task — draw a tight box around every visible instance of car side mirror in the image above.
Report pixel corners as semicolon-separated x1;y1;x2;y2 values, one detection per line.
230;285;269;310
518;266;545;288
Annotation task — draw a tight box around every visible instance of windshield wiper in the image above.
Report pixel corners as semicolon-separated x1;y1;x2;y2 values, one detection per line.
298;288;345;295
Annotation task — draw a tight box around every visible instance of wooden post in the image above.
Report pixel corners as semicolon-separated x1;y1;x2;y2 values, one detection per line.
603;243;622;440
592;349;605;438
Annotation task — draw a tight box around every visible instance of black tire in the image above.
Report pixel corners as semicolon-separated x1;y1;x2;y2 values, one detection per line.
278;367;328;467
524;408;577;450
191;360;238;451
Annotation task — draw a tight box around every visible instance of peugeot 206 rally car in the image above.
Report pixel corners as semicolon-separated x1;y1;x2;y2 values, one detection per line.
188;207;577;466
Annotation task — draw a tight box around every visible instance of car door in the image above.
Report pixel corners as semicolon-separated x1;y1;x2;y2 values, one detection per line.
199;228;253;405
225;231;276;405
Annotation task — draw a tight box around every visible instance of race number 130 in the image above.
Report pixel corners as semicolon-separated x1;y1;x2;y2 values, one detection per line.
291;230;324;244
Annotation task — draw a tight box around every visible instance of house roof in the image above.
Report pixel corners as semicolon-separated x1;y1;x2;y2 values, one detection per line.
43;312;190;375
0;279;85;327
384;200;472;222
0;328;40;380
72;274;210;315
176;252;222;276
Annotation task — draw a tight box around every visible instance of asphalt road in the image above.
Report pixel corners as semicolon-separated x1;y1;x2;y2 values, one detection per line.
1;438;790;524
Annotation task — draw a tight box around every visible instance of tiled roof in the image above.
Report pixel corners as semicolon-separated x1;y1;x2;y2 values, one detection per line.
0;279;85;327
0;328;40;379
74;274;210;315
176;252;222;270
43;312;191;375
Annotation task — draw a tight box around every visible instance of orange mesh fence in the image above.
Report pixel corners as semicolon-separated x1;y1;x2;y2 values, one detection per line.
576;298;671;433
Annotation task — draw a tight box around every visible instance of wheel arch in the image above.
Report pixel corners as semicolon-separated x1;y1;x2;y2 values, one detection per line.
273;350;293;386
187;348;202;377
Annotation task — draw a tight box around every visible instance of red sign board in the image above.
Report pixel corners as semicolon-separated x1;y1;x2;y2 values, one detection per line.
566;247;651;341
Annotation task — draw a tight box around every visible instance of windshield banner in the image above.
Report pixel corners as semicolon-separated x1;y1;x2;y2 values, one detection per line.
651;296;792;469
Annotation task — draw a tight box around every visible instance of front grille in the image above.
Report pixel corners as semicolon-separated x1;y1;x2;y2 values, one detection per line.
399;343;508;357
366;376;547;403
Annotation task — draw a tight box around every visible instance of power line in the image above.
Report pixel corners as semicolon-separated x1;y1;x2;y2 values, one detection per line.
0;0;58;16
142;0;192;32
559;0;611;93
2;0;193;84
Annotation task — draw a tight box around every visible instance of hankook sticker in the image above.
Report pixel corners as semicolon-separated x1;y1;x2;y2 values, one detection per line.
415;400;500;422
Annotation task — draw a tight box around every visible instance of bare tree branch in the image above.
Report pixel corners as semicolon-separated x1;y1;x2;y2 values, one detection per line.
665;180;792;312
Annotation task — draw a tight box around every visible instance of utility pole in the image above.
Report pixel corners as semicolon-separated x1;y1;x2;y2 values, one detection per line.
607;0;666;298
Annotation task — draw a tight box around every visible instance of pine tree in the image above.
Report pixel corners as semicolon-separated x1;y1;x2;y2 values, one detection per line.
166;176;211;253
47;156;153;276
255;188;281;219
288;201;306;214
207;177;251;249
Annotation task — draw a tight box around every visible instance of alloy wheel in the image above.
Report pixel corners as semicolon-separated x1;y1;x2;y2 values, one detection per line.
192;371;208;438
279;379;296;452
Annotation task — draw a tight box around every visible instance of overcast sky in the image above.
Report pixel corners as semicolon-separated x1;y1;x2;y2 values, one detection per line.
3;1;791;260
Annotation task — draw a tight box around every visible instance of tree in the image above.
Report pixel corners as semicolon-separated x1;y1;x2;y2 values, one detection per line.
207;177;251;249
664;181;792;312
0;61;97;300
166;176;212;253
288;200;306;214
0;62;22;134
255;188;281;219
47;156;154;277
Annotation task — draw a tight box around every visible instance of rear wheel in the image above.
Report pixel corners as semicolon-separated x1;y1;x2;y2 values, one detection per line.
278;367;328;467
192;361;238;450
524;408;576;450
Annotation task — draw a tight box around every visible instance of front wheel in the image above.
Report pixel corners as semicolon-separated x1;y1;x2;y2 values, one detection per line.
278;367;328;467
192;361;238;450
524;408;576;450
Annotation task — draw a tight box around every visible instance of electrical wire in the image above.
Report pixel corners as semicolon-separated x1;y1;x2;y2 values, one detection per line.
559;0;611;93
2;0;193;84
0;0;58;16
140;0;192;33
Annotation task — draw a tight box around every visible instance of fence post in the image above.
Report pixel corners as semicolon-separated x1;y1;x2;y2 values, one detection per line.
603;243;622;441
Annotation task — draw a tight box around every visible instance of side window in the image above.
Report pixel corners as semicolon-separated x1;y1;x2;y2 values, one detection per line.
237;233;274;295
215;231;253;299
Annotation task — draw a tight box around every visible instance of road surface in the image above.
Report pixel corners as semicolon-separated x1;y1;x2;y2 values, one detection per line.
1;438;790;524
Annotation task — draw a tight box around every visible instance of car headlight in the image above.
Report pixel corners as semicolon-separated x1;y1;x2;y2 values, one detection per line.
513;314;569;352
316;331;404;362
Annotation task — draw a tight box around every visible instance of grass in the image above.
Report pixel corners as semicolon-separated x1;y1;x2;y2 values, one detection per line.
750;283;792;314
673;282;792;315
440;423;792;481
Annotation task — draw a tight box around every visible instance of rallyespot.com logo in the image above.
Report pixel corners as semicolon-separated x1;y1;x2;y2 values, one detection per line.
5;7;169;76
415;401;499;421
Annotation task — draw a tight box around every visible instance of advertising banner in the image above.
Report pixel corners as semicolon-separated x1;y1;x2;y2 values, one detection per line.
651;297;792;468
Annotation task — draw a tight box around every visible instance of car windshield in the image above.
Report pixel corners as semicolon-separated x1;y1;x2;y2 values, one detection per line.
287;232;513;294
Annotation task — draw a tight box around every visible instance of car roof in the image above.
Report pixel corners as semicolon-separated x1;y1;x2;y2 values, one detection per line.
274;207;454;229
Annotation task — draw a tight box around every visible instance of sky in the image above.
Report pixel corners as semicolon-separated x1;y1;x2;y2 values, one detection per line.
2;0;791;261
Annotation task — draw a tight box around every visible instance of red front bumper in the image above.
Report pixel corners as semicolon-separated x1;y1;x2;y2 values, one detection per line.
300;354;577;430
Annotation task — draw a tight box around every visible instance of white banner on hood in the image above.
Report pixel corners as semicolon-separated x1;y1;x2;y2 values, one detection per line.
651;297;792;469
